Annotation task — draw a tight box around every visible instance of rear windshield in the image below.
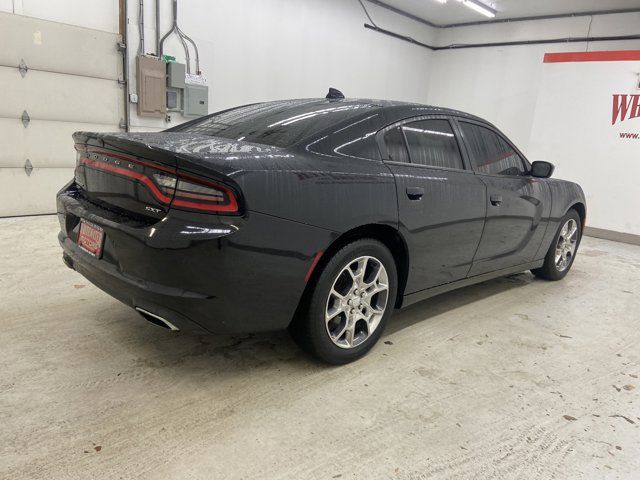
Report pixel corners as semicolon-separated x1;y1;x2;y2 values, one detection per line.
172;100;377;148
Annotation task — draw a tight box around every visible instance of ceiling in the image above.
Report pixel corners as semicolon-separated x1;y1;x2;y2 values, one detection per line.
379;0;640;26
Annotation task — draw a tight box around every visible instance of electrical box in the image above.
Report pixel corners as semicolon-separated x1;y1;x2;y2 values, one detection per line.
184;84;208;116
166;62;186;89
165;61;185;112
166;89;181;110
136;56;166;117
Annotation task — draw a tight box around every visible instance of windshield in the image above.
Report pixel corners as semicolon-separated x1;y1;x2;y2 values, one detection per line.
172;100;378;148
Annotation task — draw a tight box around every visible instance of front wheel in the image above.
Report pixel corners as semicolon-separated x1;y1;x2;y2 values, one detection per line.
532;209;582;281
290;239;397;364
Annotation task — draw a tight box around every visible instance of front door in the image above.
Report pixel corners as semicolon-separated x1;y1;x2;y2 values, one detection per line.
381;117;487;293
456;120;550;276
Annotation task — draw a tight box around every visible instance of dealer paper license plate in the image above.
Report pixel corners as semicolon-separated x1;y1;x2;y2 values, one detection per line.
77;220;105;258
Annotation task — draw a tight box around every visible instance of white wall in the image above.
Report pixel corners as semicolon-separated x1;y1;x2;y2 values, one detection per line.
127;0;436;131
434;12;640;47
0;0;437;132
425;13;640;235
2;1;639;234
427;13;640;151
528;59;640;235
0;0;119;34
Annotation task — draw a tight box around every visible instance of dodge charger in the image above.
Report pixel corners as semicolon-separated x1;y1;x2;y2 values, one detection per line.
57;90;586;364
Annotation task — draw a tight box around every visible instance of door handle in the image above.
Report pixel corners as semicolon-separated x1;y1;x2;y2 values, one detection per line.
490;194;503;206
406;186;424;200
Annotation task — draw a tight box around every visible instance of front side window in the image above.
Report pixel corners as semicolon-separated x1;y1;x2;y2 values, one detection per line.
401;119;463;169
459;122;525;176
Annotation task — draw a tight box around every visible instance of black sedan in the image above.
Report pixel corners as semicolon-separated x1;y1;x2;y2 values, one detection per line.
57;90;586;364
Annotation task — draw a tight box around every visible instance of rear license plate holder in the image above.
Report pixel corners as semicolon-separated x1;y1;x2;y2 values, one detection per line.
78;220;105;258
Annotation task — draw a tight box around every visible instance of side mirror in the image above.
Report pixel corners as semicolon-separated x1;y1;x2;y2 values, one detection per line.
530;161;554;178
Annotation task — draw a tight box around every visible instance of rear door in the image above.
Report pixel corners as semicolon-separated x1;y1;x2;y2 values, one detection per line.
456;119;550;275
380;116;486;293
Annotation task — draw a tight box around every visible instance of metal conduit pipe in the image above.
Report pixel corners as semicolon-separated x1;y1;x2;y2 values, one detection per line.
137;0;145;55
176;25;201;74
364;23;640;51
365;0;640;29
358;0;640;50
155;0;160;55
120;0;130;131
180;34;191;74
159;0;201;74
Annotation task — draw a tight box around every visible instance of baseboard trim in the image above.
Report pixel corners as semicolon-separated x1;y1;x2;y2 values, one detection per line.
584;226;640;246
0;213;57;219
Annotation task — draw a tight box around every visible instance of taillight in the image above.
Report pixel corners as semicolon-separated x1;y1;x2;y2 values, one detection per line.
75;146;239;214
171;174;239;213
152;172;178;195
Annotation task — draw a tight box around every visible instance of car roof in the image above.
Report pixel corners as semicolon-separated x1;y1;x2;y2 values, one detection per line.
259;97;490;125
169;97;495;152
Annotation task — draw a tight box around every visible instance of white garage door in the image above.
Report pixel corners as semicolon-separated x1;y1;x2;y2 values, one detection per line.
0;11;124;216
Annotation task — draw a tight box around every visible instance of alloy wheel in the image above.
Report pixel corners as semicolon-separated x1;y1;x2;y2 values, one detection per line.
555;218;578;272
325;256;389;349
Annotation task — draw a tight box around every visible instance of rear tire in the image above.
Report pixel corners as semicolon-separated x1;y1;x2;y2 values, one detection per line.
290;239;397;365
531;209;581;281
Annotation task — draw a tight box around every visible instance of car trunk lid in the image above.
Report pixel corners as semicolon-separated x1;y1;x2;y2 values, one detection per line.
73;131;266;219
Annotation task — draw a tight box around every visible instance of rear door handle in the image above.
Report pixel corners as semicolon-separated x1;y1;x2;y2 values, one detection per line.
406;186;424;200
490;194;503;206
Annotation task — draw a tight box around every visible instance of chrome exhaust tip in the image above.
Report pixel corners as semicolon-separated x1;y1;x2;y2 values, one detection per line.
135;307;180;331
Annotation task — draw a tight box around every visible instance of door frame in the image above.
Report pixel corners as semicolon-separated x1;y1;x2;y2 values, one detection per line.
452;117;550;275
375;114;476;174
376;114;489;292
450;117;532;177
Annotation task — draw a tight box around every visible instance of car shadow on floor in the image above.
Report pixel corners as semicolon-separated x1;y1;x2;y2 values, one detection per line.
104;271;537;374
386;271;535;335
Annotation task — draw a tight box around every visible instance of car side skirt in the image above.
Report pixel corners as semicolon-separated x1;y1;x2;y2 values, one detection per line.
400;260;544;308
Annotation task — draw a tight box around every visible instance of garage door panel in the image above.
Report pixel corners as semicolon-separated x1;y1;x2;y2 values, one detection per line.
0;67;123;125
0;119;119;168
0;11;121;80
1;10;123;217
0;167;73;216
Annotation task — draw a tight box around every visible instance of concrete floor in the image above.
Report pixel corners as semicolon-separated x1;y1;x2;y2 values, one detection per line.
1;215;639;479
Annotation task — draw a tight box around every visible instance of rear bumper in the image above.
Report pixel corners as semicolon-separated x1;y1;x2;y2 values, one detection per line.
61;244;211;333
57;182;336;334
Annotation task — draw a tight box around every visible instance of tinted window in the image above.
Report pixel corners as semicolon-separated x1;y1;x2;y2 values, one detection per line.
308;114;383;161
402;119;463;169
460;122;525;176
384;126;410;163
172;100;377;148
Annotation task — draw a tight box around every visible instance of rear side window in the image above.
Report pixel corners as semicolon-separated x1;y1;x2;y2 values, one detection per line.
459;122;525;176
383;126;410;163
402;119;463;169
